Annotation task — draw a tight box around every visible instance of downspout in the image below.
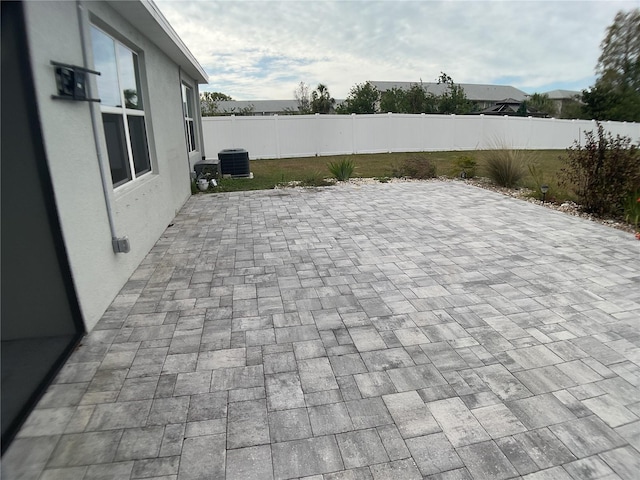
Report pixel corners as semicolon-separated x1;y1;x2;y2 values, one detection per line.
76;0;129;253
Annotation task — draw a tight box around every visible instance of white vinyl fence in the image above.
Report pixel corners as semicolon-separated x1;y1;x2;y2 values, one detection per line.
202;113;640;160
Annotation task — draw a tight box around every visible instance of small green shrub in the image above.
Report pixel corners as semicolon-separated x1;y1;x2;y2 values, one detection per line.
452;155;477;178
484;148;526;188
300;171;333;187
624;190;640;230
392;155;437;179
328;158;355;181
526;162;557;200
527;163;545;191
560;122;640;216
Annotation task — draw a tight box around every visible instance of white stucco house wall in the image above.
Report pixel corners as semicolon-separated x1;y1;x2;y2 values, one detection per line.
17;0;208;332
1;0;209;444
0;0;207;444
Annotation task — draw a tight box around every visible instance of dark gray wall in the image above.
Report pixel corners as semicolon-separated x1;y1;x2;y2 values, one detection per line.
1;1;82;340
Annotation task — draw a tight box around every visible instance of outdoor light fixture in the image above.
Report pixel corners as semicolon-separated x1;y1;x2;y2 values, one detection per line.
540;184;549;203
51;61;100;102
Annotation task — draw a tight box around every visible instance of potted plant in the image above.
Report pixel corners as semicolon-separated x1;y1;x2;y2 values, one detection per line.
196;176;209;191
195;165;218;192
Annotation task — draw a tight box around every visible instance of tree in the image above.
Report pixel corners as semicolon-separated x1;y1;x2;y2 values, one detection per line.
405;82;438;113
123;88;139;109
527;93;557;117
379;83;437;113
436;72;474;114
582;85;623;120
559;96;589;119
583;9;640;121
220;104;254;116
310;84;335;114
597;9;640;93
336;82;379;114
380;87;406;113
516;101;529;117
200;91;232;116
294;82;311;114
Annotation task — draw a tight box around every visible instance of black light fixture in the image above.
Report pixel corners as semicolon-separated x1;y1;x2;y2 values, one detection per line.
540;184;549;203
51;61;100;102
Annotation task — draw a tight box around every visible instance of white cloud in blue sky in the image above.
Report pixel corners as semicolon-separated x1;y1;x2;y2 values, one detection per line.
156;0;640;100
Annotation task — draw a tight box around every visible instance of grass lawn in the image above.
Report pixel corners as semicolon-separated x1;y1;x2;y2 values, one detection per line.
208;150;574;202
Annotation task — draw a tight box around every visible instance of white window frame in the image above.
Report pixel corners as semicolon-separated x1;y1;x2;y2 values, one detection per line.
91;24;151;188
182;83;196;153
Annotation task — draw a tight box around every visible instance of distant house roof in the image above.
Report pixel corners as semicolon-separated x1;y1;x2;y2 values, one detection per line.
215;100;299;115
543;89;582;100
370;81;529;103
213;99;347;115
478;98;545;117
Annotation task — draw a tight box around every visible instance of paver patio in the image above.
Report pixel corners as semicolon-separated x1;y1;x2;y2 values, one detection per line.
3;181;640;479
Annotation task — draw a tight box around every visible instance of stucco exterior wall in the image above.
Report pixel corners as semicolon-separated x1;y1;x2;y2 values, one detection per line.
22;1;199;331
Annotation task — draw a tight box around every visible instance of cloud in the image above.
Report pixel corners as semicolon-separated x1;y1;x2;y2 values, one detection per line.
156;0;639;99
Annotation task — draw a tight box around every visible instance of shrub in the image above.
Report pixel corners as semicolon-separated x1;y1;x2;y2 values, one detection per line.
623;190;640;230
392;154;437;179
328;158;355;181
560;123;640;216
452;155;477;178
484;147;526;188
300;171;333;187
526;162;557;200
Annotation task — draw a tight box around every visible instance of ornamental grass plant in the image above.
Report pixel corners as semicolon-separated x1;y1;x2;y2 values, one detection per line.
482;143;527;188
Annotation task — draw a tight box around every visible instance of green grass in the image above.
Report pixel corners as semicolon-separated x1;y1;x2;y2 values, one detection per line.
203;150;575;202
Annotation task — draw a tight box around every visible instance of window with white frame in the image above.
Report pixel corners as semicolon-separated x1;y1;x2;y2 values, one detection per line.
182;83;196;152
91;25;151;187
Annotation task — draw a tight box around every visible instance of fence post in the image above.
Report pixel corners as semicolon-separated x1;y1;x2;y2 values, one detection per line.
351;113;357;155
450;114;456;150
274;114;280;159
388;112;393;153
503;115;509;147
231;114;236;147
315;113;321;156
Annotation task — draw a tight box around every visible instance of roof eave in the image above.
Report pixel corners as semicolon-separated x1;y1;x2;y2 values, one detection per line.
108;0;208;84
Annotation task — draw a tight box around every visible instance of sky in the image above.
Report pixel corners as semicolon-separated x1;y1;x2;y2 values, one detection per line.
155;0;640;100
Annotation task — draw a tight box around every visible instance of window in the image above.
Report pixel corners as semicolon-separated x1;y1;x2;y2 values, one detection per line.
91;25;150;187
182;84;196;152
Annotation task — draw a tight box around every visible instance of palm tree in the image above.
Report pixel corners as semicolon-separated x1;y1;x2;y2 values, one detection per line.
311;84;335;114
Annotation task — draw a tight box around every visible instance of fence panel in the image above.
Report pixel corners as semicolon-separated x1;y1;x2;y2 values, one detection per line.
276;115;316;158
202;114;639;160
452;115;483;150
353;115;391;154
421;115;454;151
317;115;355;156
